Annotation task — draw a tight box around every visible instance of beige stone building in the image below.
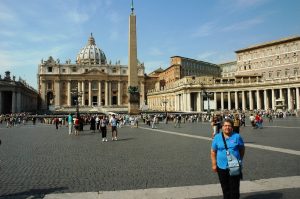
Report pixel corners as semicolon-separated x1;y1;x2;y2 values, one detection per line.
38;34;145;112
147;36;300;113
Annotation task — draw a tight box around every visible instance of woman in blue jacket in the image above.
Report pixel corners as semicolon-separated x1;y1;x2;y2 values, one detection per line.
211;119;245;199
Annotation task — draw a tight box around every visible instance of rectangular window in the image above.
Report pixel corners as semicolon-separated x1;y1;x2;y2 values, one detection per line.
277;71;281;77
47;67;52;72
72;67;77;72
62;69;66;73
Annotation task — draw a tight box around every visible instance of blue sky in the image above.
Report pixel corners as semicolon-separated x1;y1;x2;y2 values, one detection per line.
1;0;300;89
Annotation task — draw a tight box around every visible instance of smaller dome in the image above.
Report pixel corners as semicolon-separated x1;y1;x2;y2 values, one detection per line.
76;33;107;65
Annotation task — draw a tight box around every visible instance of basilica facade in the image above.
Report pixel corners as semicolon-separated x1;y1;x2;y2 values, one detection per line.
38;34;145;112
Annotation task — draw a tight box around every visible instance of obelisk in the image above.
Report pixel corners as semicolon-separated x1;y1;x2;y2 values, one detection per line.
128;0;140;114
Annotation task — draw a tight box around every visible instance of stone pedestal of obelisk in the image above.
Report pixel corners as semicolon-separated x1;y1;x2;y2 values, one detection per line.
128;3;140;115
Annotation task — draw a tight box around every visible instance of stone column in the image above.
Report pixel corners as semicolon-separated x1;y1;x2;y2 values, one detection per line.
81;81;85;106
105;81;109;106
198;92;203;112
41;81;47;109
242;91;246;111
182;93;186;111
88;81;92;106
67;81;71;106
263;90;267;110
280;88;283;99
287;88;291;110
257;90;261;110
55;80;60;106
221;92;224;110
296;87;300;110
249;90;253;110
17;92;21;112
118;81;122;105
187;92;191;111
271;89;275;110
228;92;231;110
235;91;238;110
108;81;111;105
98;81;102;106
12;91;16;113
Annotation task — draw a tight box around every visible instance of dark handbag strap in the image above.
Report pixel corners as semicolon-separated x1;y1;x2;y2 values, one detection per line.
221;133;228;151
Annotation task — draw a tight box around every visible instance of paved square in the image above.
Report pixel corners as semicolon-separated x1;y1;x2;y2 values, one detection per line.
0;117;299;198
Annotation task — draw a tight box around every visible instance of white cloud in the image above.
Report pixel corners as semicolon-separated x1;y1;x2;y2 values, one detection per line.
222;17;264;32
196;51;218;61
144;60;169;74
191;22;217;38
148;47;164;56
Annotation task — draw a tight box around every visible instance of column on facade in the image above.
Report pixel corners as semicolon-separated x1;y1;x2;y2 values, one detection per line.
0;91;2;113
221;92;224;110
242;91;246;111
54;80;60;107
67;81;71;106
271;89;275;110
213;92;217;111
228;91;231;110
257;90;261;110
81;81;85;106
88;81;92;106
187;92;191;111
118;81;122;106
249;90;253;110
98;81;102;106
12;91;16;113
279;88;283;99
108;81;111;105
287;88;292;110
105;81;109;106
198;92;203;112
78;81;81;92
234;91;238;110
263;90;268;110
182;93;186;111
296;87;300;110
16;92;21;112
41;81;47;109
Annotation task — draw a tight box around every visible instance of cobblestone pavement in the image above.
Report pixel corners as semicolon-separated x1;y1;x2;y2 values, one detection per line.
0;117;299;198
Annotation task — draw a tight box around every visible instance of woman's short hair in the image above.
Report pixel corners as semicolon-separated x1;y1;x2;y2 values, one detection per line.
222;118;233;127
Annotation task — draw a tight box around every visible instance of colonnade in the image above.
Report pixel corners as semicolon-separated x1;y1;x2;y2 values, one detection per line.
157;86;300;112
0;90;37;113
41;80;145;109
175;87;300;112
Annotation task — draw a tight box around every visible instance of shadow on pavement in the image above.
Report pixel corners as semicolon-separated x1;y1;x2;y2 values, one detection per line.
243;192;283;199
0;187;67;199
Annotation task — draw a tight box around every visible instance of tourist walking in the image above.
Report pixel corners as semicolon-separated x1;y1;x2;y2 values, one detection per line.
90;116;96;133
151;115;157;129
67;113;73;135
100;116;108;142
74;117;80;136
233;114;241;133
211;119;245;199
110;114;118;141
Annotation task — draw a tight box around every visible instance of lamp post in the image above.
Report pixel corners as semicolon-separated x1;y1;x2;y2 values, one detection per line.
71;87;83;118
162;97;168;124
201;83;213;120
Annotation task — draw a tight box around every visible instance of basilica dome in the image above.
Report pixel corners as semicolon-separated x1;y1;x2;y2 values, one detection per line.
76;33;107;65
